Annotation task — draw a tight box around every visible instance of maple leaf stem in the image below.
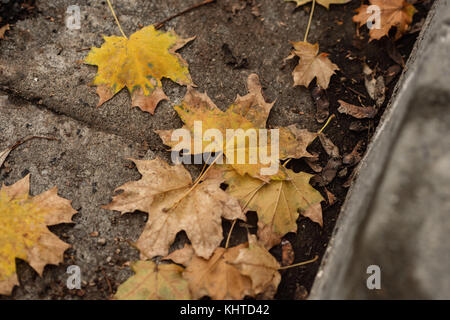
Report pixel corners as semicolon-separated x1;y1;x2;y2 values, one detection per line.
166;150;223;212
225;219;237;249
278;255;319;270
318;114;335;135
106;0;127;38
154;0;216;30
304;0;316;42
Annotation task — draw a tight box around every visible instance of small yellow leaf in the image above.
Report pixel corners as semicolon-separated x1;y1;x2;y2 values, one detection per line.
85;25;194;114
115;261;190;300
0;175;76;295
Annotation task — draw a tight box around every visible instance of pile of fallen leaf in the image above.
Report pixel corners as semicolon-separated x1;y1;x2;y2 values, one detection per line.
0;0;421;299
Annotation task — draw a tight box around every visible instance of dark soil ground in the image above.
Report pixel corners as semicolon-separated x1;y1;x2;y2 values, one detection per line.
0;0;435;300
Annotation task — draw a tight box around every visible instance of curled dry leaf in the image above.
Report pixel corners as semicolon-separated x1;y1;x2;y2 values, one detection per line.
85;26;194;114
289;41;339;89
324;187;336;205
281;239;295;266
0;175;76;295
319;133;340;158
353;0;417;41
114;261;190;300
157;74;317;182
103;158;245;260
343;140;364;166
224;167;324;248
363;64;386;107
338;100;378;119
285;0;351;9
0;24;10;40
311;85;330;124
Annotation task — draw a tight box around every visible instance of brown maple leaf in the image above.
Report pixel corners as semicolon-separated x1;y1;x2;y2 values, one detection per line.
353;0;417;41
170;236;281;300
103;158;245;260
288;41;339;89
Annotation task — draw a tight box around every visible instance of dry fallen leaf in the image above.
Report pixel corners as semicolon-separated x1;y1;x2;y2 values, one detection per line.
182;244;253;300
319;133;340;158
157;74;317;182
281;239;295;266
289;41;339;89
0;175;76;295
229;234;281;299
363;64;386;107
224;167;324;248
353;0;417;41
338;100;378;119
0;24;10;40
176;236;281;300
285;0;351;9
103;158;245;260
85;26;194;113
114;261;190;300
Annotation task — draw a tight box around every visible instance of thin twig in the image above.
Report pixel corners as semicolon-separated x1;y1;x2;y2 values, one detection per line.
154;0;216;29
106;0;127;38
304;0;316;42
278;255;319;270
10;135;58;152
101;268;113;295
317;114;335;135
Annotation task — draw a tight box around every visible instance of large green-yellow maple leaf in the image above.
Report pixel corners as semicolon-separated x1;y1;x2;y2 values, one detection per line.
0;175;76;295
223;167;324;248
285;0;351;9
85;25;194;114
157;74;318;182
115;261;190;300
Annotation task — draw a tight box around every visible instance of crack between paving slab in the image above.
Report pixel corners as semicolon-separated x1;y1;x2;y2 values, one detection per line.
0;86;168;153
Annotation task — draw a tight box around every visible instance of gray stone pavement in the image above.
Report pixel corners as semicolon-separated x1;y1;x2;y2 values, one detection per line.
310;0;450;299
0;0;322;299
0;92;163;298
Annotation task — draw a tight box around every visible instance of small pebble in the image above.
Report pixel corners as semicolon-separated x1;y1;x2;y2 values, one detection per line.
97;238;106;246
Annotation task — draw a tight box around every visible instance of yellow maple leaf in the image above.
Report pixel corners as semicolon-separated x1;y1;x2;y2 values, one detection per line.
285;0;351;9
0;175;76;295
353;0;417;41
223;166;324;248
288;41;339;89
103;158;245;260
156;74;318;182
84;25;194;114
114;261;190;300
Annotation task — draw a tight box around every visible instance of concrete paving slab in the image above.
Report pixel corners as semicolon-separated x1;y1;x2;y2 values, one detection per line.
310;0;450;299
0;92;166;299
